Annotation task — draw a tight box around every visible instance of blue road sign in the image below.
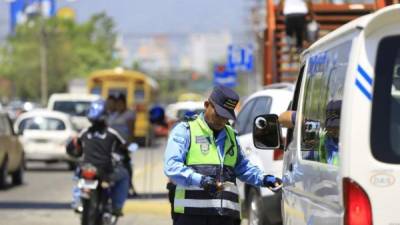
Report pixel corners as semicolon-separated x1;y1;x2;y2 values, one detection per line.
227;44;254;72
10;0;56;32
214;65;237;88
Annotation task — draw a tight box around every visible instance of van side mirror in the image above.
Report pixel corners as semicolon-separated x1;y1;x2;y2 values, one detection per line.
253;114;281;149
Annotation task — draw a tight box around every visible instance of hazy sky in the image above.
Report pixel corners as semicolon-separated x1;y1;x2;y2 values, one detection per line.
0;0;250;38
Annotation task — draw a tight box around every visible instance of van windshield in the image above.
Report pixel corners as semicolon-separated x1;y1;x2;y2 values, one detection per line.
53;101;91;117
372;35;400;163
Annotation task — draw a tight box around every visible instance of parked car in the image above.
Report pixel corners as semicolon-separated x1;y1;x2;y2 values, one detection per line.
252;5;400;225
165;101;204;128
14;110;78;170
235;83;293;225
47;93;100;131
0;111;24;189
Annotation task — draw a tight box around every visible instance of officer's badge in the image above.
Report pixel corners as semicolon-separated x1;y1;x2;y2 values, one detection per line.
200;143;210;155
196;136;210;155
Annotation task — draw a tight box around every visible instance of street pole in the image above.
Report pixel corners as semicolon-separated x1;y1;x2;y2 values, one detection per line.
39;0;48;106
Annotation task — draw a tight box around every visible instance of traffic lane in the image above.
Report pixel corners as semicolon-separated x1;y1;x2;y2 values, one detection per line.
0;162;73;203
0;162;172;225
0;210;171;225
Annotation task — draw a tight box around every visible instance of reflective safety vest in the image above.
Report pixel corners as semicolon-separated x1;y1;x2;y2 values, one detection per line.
174;117;240;218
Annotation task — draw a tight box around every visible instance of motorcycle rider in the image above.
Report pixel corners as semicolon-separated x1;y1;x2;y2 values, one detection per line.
67;99;130;216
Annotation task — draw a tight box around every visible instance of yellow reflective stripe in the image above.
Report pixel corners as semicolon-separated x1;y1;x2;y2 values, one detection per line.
174;188;185;213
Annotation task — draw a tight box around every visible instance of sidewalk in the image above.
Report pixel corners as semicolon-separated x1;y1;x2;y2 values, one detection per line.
123;137;170;217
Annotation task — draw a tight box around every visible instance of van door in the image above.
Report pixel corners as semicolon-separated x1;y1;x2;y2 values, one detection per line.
283;41;352;225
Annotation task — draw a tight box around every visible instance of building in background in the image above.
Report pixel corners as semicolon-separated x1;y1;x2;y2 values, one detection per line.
131;35;172;72
183;31;233;74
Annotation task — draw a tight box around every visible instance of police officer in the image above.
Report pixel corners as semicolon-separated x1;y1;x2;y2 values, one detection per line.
164;86;282;225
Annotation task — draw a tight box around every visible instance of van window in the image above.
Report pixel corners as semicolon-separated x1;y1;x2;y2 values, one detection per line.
372;35;400;163
134;82;145;103
108;88;127;98
300;41;350;165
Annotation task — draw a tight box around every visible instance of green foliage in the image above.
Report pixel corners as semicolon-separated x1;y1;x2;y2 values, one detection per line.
0;12;121;100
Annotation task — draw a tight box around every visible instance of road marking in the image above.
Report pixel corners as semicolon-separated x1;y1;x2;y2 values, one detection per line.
123;200;171;216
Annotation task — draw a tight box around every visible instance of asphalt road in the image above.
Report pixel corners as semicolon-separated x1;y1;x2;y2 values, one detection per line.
0;138;171;225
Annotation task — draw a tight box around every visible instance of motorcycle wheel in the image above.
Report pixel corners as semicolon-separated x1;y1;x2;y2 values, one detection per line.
81;190;101;225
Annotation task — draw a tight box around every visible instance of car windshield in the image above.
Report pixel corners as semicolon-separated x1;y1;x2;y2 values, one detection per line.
19;117;66;132
53;101;91;116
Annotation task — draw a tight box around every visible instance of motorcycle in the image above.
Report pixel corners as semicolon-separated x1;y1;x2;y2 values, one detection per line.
76;143;139;225
78;163;118;225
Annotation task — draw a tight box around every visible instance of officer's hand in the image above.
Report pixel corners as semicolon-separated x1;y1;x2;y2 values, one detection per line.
200;176;219;194
263;175;282;192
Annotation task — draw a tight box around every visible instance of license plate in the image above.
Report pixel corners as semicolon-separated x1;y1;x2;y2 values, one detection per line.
78;179;98;189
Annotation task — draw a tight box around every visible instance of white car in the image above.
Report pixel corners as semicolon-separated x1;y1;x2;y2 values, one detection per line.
165;101;205;126
14;110;78;170
235;83;293;225
47;93;100;131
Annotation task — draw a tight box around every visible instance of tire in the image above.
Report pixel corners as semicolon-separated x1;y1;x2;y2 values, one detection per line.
81;190;101;225
248;188;267;225
11;161;24;186
0;157;8;189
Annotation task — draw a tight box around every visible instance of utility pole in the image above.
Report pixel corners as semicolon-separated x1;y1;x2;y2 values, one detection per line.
38;0;48;106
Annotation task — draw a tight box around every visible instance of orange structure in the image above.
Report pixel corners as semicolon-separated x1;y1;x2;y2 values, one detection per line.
263;0;397;85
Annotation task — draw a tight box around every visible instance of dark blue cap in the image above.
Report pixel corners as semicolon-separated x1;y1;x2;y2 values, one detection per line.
209;85;239;120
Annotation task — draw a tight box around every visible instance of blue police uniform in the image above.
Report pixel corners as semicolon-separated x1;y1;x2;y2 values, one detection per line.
164;113;266;187
164;86;279;225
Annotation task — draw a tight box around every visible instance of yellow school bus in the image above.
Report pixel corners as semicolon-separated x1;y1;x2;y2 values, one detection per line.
87;67;158;145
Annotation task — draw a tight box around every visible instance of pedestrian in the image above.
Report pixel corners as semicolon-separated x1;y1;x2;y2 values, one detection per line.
164;86;282;225
107;93;138;197
108;93;135;141
279;0;314;59
105;94;117;117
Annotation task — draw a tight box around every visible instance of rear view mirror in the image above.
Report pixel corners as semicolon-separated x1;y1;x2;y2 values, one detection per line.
253;114;281;149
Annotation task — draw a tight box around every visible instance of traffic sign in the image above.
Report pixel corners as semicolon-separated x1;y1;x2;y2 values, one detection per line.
214;65;237;88
10;0;56;32
226;44;254;72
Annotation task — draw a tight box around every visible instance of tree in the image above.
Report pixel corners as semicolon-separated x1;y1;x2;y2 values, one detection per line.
0;12;121;101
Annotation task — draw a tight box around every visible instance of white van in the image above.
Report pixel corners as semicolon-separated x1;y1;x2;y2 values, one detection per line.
253;5;400;225
47;93;100;131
